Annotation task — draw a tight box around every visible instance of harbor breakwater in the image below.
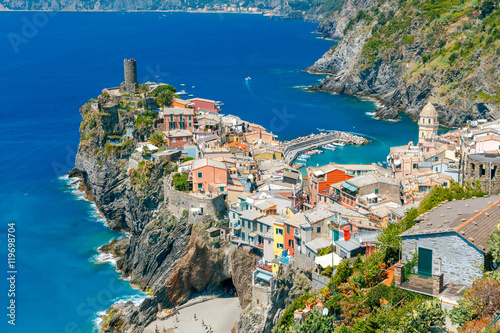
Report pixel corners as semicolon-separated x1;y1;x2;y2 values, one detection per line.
282;131;369;164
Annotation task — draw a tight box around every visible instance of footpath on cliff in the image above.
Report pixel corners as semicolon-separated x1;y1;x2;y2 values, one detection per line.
144;295;241;333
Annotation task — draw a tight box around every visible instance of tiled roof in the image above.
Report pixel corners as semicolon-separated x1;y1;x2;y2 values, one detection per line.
346;173;399;188
163;106;194;115
400;195;500;253
239;210;264;221
192;158;227;170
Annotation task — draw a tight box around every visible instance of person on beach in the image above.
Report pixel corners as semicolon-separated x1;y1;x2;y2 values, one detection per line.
202;319;205;326
176;315;179;322
194;313;197;321
155;325;159;333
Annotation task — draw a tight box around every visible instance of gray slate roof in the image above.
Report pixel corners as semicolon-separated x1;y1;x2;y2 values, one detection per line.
400;195;500;253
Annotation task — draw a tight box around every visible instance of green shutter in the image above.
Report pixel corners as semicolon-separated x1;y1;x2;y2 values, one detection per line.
418;247;433;277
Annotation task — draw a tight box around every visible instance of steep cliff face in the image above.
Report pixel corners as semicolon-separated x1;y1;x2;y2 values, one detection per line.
73;91;262;333
234;263;312;333
311;0;500;126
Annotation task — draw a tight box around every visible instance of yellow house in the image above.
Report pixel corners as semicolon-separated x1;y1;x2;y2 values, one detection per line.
272;219;285;273
285;206;296;218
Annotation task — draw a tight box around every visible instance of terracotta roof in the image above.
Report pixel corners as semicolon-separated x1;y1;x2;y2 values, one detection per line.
163;106;194;115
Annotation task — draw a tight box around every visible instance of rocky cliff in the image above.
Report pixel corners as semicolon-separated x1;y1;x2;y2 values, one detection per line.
311;0;500;126
72;92;260;333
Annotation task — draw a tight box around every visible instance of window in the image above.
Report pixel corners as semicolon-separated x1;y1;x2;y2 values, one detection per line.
220;186;224;192
189;122;192;127
288;239;294;247
232;213;235;219
242;232;245;241
287;225;290;234
172;138;176;143
183;137;187;142
198;172;203;178
260;224;263;233
179;115;183;121
412;163;418;169
189;116;192;120
170;115;173;121
169;122;175;130
180;122;185;130
248;221;252;229
317;227;321;233
276;228;283;235
375;189;379;194
198;183;202;189
277;243;284;249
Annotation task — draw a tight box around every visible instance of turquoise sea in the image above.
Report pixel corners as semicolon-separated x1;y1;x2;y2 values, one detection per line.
0;12;418;332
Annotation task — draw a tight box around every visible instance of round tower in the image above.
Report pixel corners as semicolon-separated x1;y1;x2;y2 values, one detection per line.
123;58;138;93
418;102;438;144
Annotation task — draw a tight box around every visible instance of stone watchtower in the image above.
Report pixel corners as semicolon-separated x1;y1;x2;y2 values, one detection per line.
122;58;138;93
418;102;439;144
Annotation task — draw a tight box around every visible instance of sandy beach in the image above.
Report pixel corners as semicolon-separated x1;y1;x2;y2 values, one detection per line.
144;295;242;333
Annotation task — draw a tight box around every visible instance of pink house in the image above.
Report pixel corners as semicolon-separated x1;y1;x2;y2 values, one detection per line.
163;107;195;131
163;129;194;147
189;98;220;113
191;158;228;193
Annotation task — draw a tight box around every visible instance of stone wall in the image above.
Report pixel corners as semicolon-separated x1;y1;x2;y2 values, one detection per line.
311;272;330;291
402;232;484;287
164;177;227;221
464;156;500;194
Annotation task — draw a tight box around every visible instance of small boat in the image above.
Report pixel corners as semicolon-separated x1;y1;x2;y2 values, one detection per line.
180;83;185;86
245;77;251;81
332;142;345;147
297;158;308;162
322;144;336;151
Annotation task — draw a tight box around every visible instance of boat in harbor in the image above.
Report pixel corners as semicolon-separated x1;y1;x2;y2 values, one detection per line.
322;144;336;150
332;142;345;147
317;128;325;132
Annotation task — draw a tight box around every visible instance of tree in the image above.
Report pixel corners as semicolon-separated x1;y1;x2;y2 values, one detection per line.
173;173;189;192
332;259;352;288
399;299;444;332
182;156;195;163
463;278;500;319
138;83;149;94
449;299;478;327
148;132;164;147
480;0;495;18
488;230;500;263
151;85;176;106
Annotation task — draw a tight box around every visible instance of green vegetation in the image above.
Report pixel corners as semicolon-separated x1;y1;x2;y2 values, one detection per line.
378;180;485;249
182;156;195;163
148;131;165;147
150;84;176;107
173;172;190;192
135;110;158;130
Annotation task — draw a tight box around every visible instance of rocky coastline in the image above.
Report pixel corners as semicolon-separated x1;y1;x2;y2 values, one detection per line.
308;0;500;127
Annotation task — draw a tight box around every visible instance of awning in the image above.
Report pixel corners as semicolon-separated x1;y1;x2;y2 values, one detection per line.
255;271;273;283
342;183;358;192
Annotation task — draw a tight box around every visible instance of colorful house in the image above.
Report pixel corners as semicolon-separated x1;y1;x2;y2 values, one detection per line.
272;219;285;273
163;107;195;131
171;97;192;109
189;97;220;113
307;165;353;206
191;158;228;193
162;129;194;147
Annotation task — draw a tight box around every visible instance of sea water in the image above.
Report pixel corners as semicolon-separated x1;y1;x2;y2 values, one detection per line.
0;12;418;332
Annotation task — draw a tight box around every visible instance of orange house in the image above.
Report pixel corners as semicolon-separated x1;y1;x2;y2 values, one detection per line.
283;213;308;257
227;141;249;151
191;158;228;193
171;98;192;109
307;165;353;206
